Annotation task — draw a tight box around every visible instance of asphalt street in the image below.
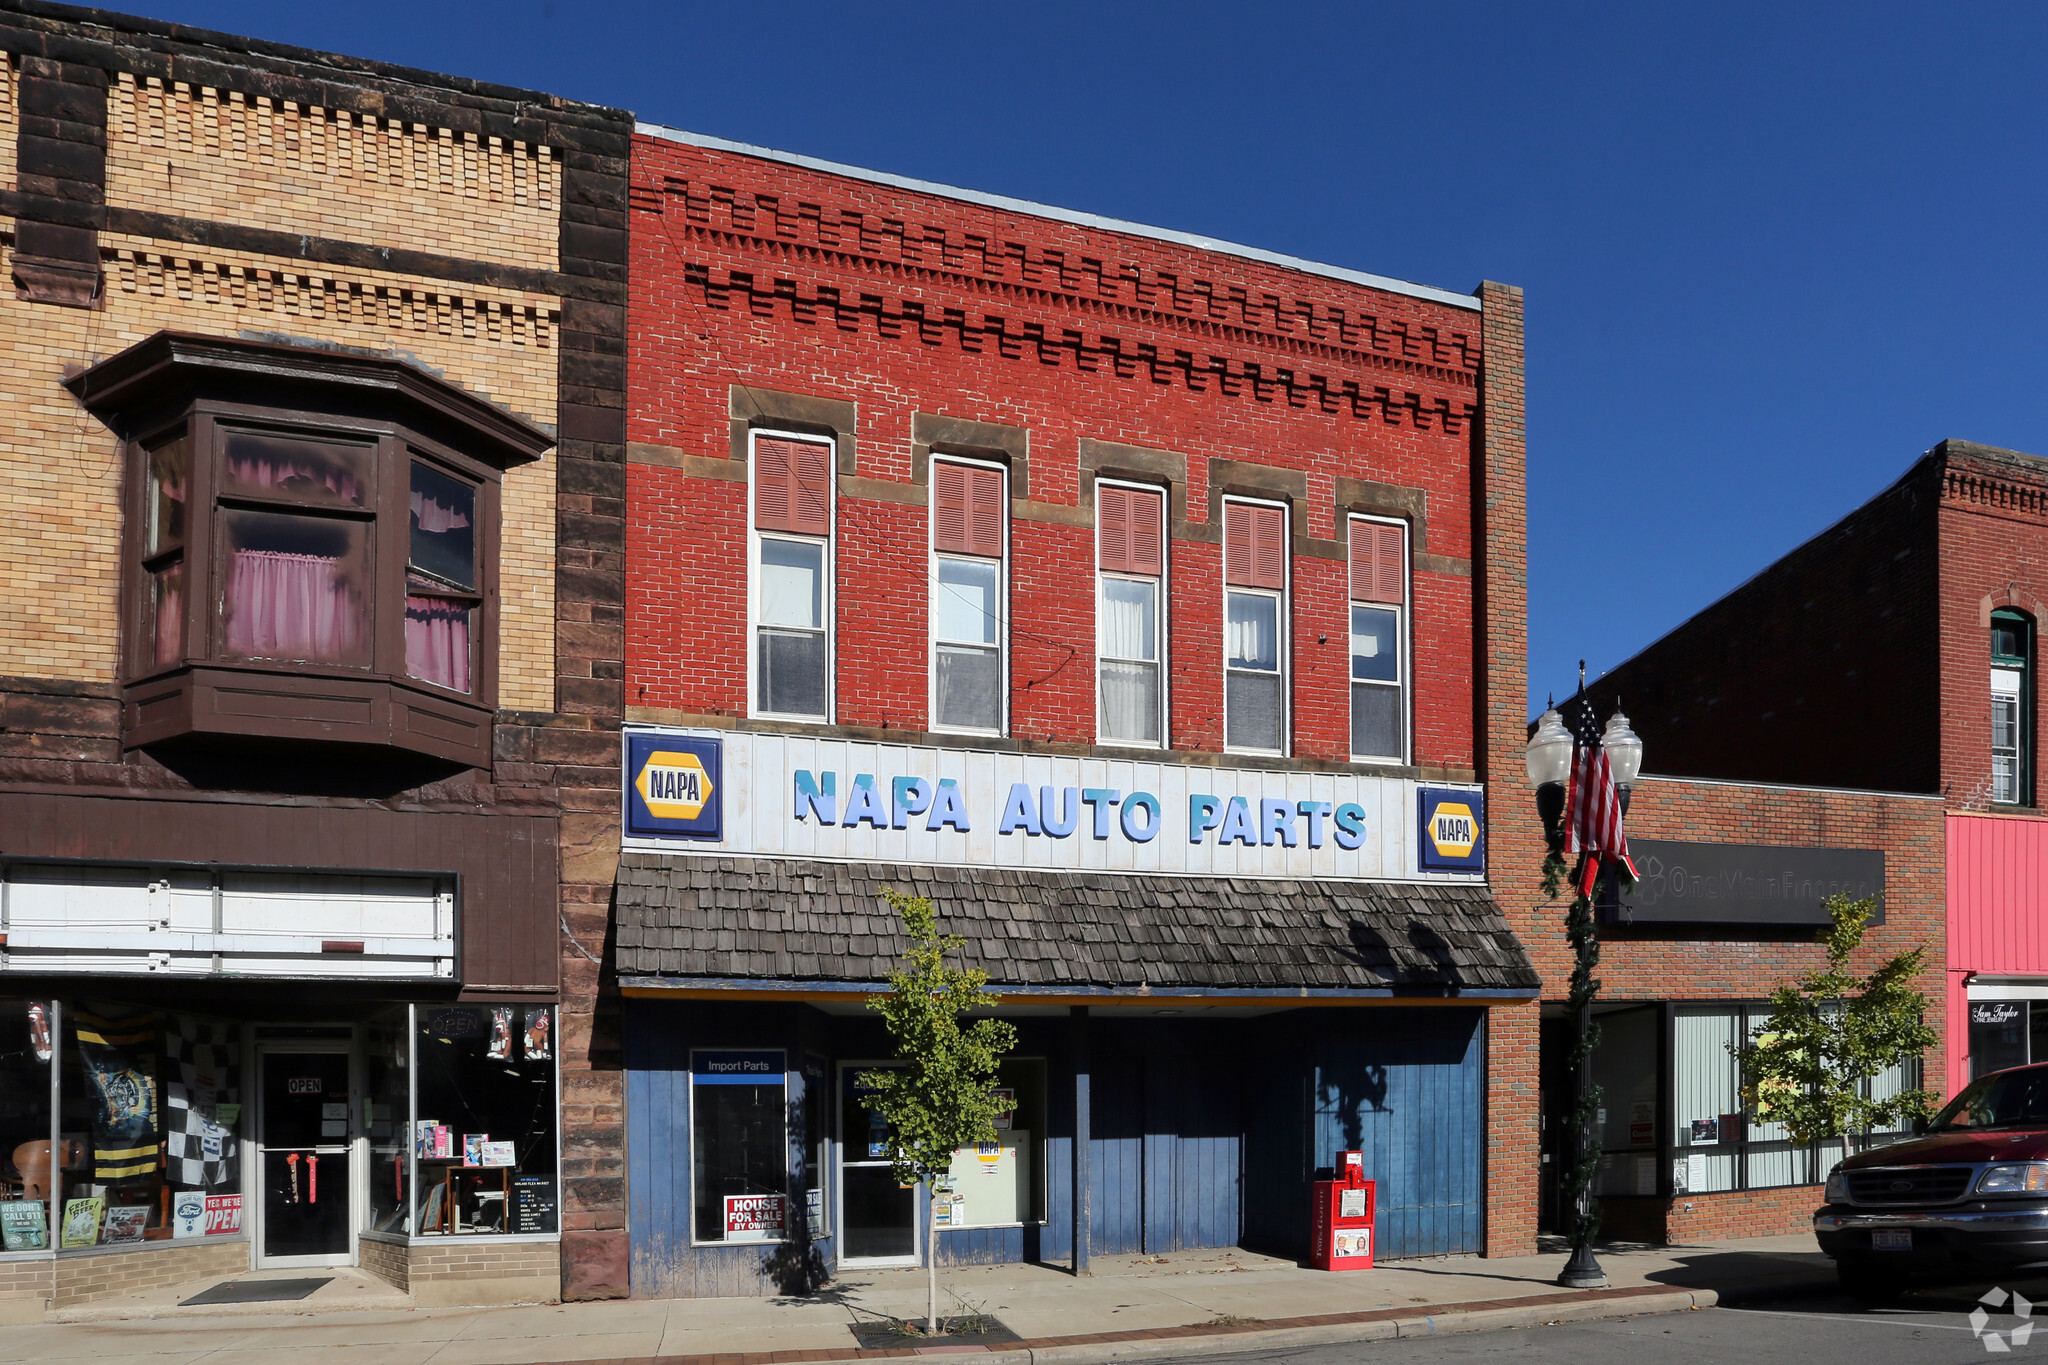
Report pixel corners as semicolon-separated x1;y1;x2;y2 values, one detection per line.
1174;1280;2048;1365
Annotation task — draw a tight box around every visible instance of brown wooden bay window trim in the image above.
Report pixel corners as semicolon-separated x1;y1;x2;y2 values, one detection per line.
67;332;550;770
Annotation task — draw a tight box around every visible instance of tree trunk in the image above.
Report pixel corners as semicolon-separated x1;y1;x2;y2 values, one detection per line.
926;1180;939;1335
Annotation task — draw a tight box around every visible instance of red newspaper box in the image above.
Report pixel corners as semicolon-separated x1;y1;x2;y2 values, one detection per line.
1310;1150;1375;1271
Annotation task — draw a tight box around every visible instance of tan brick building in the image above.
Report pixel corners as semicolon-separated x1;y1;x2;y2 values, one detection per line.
0;2;625;1313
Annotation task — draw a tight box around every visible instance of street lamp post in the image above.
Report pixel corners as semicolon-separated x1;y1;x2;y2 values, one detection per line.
1525;698;1642;1290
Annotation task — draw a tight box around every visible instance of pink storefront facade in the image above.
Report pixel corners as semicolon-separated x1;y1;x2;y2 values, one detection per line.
1947;812;2048;1090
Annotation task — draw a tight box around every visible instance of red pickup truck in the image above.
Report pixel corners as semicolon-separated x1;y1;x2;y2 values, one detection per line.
1816;1061;2048;1300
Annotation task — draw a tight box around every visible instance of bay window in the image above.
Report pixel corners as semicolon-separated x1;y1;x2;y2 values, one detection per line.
751;433;834;721
931;458;1008;735
1223;499;1287;754
1096;482;1165;746
73;332;549;770
1348;515;1409;762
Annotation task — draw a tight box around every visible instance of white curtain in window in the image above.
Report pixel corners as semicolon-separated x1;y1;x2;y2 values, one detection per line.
1100;579;1156;661
1226;593;1277;671
759;541;822;630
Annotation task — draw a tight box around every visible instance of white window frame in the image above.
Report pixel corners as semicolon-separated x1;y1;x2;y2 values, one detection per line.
1347;513;1411;766
1094;478;1168;750
1221;495;1288;758
746;427;836;724
927;454;1009;738
1993;666;2023;806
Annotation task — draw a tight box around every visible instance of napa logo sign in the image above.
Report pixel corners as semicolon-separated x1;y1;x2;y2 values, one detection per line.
622;727;1487;882
1417;787;1485;872
626;734;722;840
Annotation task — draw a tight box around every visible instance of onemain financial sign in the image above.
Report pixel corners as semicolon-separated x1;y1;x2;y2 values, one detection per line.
623;728;1484;882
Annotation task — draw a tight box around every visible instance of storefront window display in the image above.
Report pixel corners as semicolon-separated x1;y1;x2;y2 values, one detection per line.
365;1010;409;1235
56;1003;241;1248
0;1000;54;1251
1673;1002;1916;1193
413;1006;557;1237
935;1059;1045;1229
691;1050;789;1244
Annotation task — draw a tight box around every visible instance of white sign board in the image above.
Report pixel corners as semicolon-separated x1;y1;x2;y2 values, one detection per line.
623;728;1481;883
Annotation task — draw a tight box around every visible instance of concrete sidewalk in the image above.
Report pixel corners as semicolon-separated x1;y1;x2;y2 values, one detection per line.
8;1234;1838;1365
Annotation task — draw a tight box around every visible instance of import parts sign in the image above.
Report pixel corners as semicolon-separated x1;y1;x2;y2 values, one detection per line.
623;727;1484;882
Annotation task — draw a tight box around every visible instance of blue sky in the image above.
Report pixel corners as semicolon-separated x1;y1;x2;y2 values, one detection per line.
131;2;2048;718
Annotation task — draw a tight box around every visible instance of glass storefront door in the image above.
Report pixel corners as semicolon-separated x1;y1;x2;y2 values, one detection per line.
256;1047;353;1266
838;1063;917;1266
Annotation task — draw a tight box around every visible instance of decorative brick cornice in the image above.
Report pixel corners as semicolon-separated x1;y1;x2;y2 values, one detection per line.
664;258;1473;433
1941;466;2048;519
630;173;1479;378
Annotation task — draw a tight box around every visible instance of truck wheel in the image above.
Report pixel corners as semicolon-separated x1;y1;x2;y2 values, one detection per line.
1837;1262;1904;1304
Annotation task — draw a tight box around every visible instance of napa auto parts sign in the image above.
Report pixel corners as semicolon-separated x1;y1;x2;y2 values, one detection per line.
623;728;1483;881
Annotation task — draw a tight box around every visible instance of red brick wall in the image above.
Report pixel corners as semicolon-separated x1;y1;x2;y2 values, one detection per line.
625;133;1486;770
1580;463;1942;794
1486;773;1947;1248
1474;282;1536;1257
1934;446;2048;809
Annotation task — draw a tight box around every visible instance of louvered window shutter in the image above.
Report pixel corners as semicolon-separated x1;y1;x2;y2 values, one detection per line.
1226;503;1285;590
755;436;832;535
1127;488;1163;576
935;461;1004;558
1099;486;1129;572
1350;520;1406;604
791;439;831;536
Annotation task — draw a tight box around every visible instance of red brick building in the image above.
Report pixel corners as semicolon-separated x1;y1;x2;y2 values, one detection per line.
608;127;1540;1291
1492;438;2048;1243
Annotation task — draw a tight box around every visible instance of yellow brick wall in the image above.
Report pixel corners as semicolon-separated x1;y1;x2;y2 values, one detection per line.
0;55;15;191
50;1236;249;1307
106;73;559;270
0;223;558;709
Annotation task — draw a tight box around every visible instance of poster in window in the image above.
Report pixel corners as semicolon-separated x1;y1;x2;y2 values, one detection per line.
172;1190;205;1238
488;1008;513;1061
463;1133;488;1167
60;1197;104;1248
523;1008;552;1062
481;1141;516;1168
514;1175;557;1234
101;1205;150;1244
74;1006;162;1180
0;1200;46;1251
724;1194;785;1241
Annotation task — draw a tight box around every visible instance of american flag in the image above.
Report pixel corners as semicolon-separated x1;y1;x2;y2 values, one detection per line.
1563;692;1636;897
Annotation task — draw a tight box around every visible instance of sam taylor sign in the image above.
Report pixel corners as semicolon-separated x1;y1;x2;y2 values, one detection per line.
623;727;1483;882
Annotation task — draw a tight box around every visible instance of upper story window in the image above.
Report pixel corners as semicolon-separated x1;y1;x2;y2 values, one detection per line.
750;432;834;722
1992;608;2032;806
1222;498;1288;755
73;333;549;771
930;457;1007;735
1348;515;1409;763
1096;482;1166;747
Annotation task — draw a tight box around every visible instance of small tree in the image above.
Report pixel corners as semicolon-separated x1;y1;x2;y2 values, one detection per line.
1734;894;1939;1153
859;888;1017;1337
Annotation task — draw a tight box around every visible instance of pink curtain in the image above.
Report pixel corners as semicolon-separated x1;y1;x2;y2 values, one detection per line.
227;455;361;505
224;550;362;662
406;597;471;692
410;490;472;533
152;564;183;667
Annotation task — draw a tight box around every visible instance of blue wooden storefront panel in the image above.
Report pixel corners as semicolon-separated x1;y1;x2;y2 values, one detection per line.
1310;1008;1486;1260
624;999;834;1297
